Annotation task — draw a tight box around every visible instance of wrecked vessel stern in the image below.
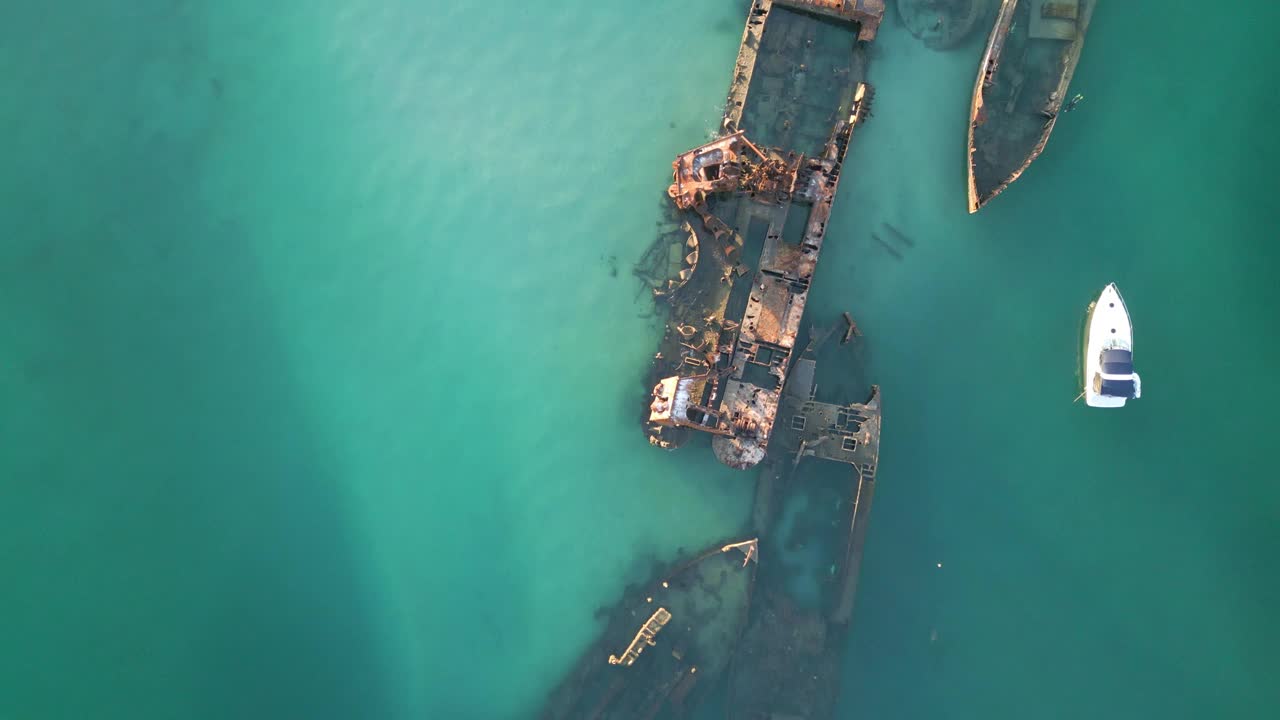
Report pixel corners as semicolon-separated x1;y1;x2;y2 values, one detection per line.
544;3;886;718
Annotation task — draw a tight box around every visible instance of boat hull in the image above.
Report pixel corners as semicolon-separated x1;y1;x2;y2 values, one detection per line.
1083;283;1132;408
967;0;1096;213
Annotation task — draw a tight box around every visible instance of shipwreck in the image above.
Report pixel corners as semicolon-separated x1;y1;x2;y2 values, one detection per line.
967;0;1096;212
544;2;886;719
640;0;881;471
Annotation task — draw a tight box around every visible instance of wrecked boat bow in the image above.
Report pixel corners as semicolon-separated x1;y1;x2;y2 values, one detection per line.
544;4;887;718
967;0;1096;212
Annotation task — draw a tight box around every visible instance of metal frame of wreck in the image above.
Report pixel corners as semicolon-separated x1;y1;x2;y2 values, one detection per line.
645;0;885;470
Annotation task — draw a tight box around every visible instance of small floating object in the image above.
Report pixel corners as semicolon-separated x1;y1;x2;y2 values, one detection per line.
1082;283;1142;408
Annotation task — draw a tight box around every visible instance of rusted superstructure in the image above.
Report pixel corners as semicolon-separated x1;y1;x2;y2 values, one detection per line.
543;3;885;719
967;0;1096;212
642;0;879;470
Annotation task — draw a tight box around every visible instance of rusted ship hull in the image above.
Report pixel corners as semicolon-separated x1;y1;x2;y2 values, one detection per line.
966;0;1096;213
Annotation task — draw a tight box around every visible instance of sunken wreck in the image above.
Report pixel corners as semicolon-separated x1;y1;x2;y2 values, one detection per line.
543;2;885;719
967;0;1096;212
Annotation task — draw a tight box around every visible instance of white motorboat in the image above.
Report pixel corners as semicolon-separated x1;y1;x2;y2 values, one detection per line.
1083;283;1141;408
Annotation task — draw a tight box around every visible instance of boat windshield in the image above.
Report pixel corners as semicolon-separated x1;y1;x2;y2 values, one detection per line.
1100;349;1133;375
1100;378;1137;399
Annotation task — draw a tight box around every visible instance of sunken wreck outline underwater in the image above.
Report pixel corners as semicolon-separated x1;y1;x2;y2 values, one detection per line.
542;2;885;718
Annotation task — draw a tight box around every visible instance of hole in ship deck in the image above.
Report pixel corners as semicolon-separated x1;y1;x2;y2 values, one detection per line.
742;362;780;390
781;204;809;244
724;215;773;320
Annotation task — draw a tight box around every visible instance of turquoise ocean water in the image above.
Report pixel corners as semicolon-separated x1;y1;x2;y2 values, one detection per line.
3;1;1277;718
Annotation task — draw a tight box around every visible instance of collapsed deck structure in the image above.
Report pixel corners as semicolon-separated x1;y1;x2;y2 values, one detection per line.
643;0;882;470
543;3;886;719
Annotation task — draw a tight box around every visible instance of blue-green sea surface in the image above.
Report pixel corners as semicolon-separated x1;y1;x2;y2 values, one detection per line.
2;2;1277;718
